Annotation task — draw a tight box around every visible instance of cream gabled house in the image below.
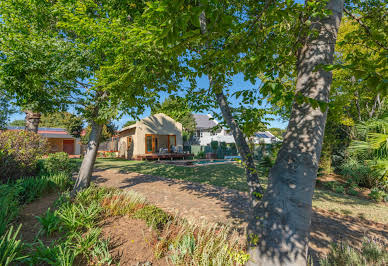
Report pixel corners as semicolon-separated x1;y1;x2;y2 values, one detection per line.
118;113;183;160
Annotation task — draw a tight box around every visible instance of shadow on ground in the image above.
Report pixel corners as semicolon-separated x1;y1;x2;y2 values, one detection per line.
91;167;388;261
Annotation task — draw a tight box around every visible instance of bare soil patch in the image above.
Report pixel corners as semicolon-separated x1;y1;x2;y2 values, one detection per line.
17;192;59;244
100;216;168;266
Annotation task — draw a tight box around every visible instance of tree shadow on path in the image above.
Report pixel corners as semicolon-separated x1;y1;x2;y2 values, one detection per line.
91;168;388;261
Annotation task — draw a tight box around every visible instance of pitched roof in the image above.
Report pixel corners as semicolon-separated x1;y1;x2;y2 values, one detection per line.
255;131;275;138
6;126;74;138
193;114;218;129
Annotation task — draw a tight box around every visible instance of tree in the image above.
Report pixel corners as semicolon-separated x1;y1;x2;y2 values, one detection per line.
123;120;136;128
47;0;182;194
0;1;87;132
143;0;345;264
0;93;15;129
151;96;196;133
9;120;25;127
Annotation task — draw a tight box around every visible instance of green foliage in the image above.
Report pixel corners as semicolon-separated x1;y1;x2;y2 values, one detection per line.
210;141;219;152
340;159;385;190
151;96;196;133
15;176;55;204
0;130;48;181
36;208;62;236
320;238;388;266
368;189;388;203
75;184;116;207
194;151;206;159
0;185;20;236
0;225;26;266
40;152;74;176
81;122;117;145
8;120;25;127
57;202;102;231
90;238;113;265
0;91;15;130
123;120;136;128
134;205;171;230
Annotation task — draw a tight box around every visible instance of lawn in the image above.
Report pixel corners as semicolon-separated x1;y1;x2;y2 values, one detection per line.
90;158;388;224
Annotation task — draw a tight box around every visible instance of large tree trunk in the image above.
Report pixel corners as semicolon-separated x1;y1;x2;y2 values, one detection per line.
25;110;41;133
72;120;102;195
247;1;344;265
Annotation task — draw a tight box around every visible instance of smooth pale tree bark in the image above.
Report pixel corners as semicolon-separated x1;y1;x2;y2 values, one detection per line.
72;120;103;195
198;11;265;207
24;110;41;133
247;0;344;265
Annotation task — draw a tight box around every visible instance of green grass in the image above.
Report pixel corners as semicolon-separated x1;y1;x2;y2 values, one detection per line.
80;158;388;224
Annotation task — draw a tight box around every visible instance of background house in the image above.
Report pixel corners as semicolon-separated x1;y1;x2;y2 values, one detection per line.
7;126;81;155
118;113;183;159
252;131;280;144
192;114;235;145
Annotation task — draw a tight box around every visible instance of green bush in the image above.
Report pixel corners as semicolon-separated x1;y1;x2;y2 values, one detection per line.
134;205;171;230
0;130;48;181
37;208;62;236
57;202;102;231
340;159;382;189
39;152;74;176
335;185;345;194
15;176;55;204
368;188;387;202
320;238;388;266
0;185;20;235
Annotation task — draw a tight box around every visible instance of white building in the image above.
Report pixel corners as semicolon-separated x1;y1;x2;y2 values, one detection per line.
192;114;235;146
252;131;281;144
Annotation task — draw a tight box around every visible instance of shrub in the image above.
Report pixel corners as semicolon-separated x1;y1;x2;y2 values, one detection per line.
0;185;20;235
15;176;54;204
368;188;387;202
335;185;345;194
0;225;26;266
340;159;382;189
57;202;102;231
36;208;62;236
134;205;172;230
0;130;48;181
320;238;388;266
39;152;74;176
48;173;74;192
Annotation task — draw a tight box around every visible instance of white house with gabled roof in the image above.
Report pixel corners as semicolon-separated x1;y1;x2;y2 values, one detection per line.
192;114;235;145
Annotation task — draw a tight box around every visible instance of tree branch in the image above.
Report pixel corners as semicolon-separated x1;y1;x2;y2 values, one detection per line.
344;8;387;51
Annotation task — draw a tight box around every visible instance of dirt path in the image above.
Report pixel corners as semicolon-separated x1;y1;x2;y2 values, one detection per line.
17;192;59;244
92;168;388;259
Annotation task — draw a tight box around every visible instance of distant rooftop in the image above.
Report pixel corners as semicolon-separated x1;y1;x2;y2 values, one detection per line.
6;126;75;138
7;126;67;132
255;131;276;138
193;114;218;130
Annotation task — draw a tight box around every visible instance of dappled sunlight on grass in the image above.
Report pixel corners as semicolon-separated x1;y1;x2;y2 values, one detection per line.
75;158;388;224
312;189;388;223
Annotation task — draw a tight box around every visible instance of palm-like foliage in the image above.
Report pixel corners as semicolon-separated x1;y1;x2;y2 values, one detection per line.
348;117;388;183
349;117;388;159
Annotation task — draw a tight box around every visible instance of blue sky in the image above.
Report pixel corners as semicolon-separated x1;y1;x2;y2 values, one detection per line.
9;73;288;130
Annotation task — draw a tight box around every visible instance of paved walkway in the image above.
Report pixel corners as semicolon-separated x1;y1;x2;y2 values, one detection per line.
92;168;388;257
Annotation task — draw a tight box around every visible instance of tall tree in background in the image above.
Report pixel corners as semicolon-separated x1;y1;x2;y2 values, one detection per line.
0;1;87;133
151;96;196;134
51;0;182;194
